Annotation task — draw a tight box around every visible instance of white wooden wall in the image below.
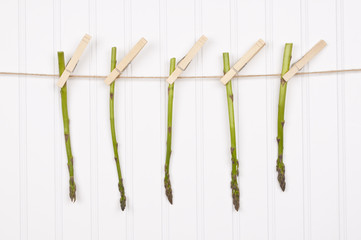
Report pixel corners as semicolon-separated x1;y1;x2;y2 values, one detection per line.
0;0;360;239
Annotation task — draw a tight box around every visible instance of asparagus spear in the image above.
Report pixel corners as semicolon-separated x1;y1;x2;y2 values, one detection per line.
58;52;76;202
164;58;176;204
223;53;240;211
276;43;293;191
109;47;126;210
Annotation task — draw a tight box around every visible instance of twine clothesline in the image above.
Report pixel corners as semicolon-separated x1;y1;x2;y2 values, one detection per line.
0;68;360;80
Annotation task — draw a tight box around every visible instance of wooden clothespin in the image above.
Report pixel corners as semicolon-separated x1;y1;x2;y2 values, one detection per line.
282;40;326;81
104;38;148;85
57;34;92;87
220;39;265;85
166;35;208;84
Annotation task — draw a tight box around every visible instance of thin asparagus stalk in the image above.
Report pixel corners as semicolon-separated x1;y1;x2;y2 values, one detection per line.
109;47;126;210
164;58;176;204
276;43;293;191
223;53;240;211
58;52;76;202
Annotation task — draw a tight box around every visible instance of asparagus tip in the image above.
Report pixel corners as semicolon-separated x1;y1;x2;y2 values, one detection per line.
231;185;240;211
164;176;173;204
118;180;126;211
167;192;173;205
231;153;240;205
69;176;76;202
278;175;286;191
231;161;240;211
276;157;286;191
232;181;240;211
234;201;239;211
120;196;126;211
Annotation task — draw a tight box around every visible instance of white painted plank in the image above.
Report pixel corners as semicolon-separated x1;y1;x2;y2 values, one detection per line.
308;1;339;239
167;0;197;239
343;0;361;239
96;0;127;239
130;0;162;239
272;1;304;239
201;1;232;240
0;1;20;239
25;0;55;239
236;1;269;239
264;0;278;238
61;0;92;239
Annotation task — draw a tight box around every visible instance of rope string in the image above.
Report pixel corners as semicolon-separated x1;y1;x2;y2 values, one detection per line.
0;68;360;79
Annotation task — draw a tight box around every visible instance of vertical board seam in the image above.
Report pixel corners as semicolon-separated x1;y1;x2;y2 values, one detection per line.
159;0;169;238
19;0;28;238
301;0;311;239
234;0;240;238
265;0;275;238
195;0;204;239
53;0;63;238
336;0;347;239
229;0;240;238
121;0;128;237
300;0;311;239
122;1;128;238
89;0;99;238
124;0;134;238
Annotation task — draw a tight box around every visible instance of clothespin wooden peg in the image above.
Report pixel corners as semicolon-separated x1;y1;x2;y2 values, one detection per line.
220;39;265;85
282;40;326;81
104;38;148;85
57;34;92;87
166;35;208;84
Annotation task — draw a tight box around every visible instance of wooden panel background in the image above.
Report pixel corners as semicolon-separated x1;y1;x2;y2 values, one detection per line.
0;0;360;239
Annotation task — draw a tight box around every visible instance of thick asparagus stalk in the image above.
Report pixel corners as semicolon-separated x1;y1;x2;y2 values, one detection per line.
110;47;126;210
276;43;293;191
164;58;176;204
223;53;240;211
58;52;76;202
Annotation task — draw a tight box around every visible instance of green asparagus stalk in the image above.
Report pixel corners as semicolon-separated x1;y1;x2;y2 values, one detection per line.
223;53;240;211
58;52;76;202
276;43;293;191
164;58;176;204
110;47;126;210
